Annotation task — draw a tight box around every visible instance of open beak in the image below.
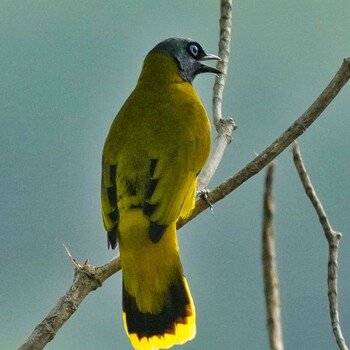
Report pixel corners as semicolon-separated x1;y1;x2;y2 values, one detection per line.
198;53;222;75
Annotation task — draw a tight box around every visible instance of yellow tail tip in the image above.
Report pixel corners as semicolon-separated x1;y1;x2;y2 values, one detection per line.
124;310;196;350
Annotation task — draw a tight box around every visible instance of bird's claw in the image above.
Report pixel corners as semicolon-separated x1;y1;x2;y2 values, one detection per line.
197;189;214;213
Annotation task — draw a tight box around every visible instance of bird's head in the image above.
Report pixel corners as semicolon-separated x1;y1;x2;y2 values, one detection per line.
149;37;221;83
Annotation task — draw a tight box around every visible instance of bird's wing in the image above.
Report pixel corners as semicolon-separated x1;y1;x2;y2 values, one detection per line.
141;152;199;243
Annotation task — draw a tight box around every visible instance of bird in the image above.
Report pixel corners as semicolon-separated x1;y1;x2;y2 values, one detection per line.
101;37;221;350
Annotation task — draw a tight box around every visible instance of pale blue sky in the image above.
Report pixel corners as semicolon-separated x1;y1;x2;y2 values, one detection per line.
1;1;350;349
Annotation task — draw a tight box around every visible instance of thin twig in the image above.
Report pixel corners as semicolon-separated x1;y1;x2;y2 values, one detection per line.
292;142;348;350
180;57;350;228
262;163;284;350
197;0;237;190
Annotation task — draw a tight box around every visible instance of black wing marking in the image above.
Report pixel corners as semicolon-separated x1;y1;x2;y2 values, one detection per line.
143;159;168;243
102;160;119;249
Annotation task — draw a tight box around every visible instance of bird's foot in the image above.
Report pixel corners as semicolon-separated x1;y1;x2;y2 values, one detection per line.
197;189;214;213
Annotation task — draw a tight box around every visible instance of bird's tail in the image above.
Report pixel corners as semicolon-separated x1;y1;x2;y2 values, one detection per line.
122;274;196;350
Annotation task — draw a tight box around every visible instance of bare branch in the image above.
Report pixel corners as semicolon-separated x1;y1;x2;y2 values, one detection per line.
213;0;232;123
292;142;348;350
180;57;350;228
18;256;121;350
262;163;284;350
197;0;237;191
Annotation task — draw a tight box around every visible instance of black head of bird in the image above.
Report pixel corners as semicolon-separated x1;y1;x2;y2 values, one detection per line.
150;37;221;83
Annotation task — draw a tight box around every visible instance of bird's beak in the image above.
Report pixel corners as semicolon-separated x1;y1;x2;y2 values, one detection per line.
198;53;222;75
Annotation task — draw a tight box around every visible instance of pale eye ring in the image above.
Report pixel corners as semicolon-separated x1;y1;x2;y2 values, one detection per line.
189;44;199;57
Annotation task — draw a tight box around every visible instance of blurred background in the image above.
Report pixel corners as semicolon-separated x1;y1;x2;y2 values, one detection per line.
1;1;350;349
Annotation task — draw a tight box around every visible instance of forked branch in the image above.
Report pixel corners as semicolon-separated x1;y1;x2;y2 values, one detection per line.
292;142;348;350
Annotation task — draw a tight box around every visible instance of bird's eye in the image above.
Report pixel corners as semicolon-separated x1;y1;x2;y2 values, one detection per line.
188;43;199;57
